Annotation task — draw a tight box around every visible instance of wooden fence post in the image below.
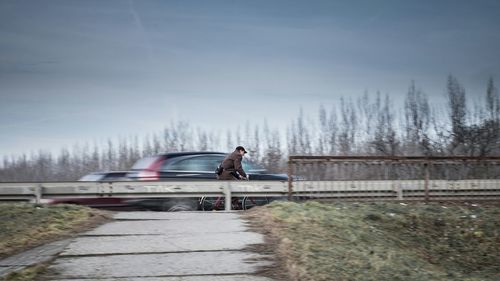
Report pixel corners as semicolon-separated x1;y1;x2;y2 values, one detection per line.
288;158;293;201
424;162;430;202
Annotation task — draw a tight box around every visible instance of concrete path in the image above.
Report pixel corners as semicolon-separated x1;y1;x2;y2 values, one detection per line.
40;212;273;280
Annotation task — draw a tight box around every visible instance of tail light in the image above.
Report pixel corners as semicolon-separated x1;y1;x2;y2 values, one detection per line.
139;157;164;180
129;156;165;181
137;170;160;181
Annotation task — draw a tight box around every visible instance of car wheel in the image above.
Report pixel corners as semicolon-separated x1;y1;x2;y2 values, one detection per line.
200;197;225;211
161;199;198;212
242;197;270;210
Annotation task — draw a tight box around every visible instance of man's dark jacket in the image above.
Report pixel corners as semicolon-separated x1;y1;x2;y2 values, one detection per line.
218;150;247;180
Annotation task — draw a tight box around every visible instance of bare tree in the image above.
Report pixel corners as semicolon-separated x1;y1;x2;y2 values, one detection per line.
468;78;500;156
128;136;141;167
327;105;338;154
235;126;242;147
404;81;431;155
252;125;261;164
356;91;380;154
163;127;175;152
317;105;327;155
104;139;116;171
447;75;467;154
176;120;192;151
371;94;399;155
197;128;208;151
117;138;129;170
338;97;357;155
208;130;221;151
142;135;153;157
34;150;53;181
152;133;162;154
56;148;71;180
262;129;284;172
486;77;500;122
295;108;312;154
226;130;233;152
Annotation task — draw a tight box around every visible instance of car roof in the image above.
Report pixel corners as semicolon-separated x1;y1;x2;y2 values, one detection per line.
92;171;129;174
159;151;226;158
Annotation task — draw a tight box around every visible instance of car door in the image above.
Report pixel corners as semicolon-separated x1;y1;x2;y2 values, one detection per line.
160;155;225;180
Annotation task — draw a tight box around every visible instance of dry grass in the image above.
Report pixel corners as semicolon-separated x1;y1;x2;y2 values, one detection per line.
246;201;500;281
0;203;111;259
0;263;48;281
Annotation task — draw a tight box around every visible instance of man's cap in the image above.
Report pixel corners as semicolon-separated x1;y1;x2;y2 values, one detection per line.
236;146;247;154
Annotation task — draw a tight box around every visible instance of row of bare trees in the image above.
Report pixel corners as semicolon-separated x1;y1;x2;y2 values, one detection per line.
0;121;285;181
288;76;499;157
1;75;498;181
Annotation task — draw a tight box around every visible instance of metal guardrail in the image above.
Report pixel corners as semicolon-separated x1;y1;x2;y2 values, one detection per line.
287;156;500;201
0;181;287;199
1;156;499;211
1;179;499;209
0;181;289;211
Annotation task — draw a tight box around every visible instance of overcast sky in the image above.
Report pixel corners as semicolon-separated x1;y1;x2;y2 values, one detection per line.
1;0;500;156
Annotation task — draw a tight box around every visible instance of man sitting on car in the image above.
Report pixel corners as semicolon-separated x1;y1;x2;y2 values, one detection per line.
218;146;248;180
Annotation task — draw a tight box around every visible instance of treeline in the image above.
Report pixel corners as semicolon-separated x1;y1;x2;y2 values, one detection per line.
289;76;499;157
1;75;499;181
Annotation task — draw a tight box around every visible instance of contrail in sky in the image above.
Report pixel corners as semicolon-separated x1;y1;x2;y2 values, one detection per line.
128;0;155;65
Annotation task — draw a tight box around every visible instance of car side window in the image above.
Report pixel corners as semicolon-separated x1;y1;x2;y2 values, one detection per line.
242;160;254;171
242;160;265;171
167;155;225;172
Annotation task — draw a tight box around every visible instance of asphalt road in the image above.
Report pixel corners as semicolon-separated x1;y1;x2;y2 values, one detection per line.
40;211;274;280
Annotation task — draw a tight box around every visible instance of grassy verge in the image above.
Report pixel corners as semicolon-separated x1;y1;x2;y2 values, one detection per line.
0;203;111;259
1;263;48;281
247;201;500;281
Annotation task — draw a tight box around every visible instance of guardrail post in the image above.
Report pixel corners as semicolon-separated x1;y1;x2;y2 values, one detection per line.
98;182;104;197
224;182;232;211
288;158;293;201
108;182;113;197
35;184;42;204
424;162;430;202
395;183;403;200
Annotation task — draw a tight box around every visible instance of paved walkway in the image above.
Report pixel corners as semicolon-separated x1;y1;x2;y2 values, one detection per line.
38;212;273;280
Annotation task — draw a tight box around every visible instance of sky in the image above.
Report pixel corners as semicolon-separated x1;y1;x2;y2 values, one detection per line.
1;0;500;156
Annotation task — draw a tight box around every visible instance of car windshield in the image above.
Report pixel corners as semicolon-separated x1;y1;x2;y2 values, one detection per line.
166;155;224;172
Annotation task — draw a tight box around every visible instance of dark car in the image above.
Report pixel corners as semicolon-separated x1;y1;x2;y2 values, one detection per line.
124;152;287;211
126;152;288;181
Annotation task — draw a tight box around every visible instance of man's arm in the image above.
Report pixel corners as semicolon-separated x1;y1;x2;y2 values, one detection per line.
233;156;247;178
